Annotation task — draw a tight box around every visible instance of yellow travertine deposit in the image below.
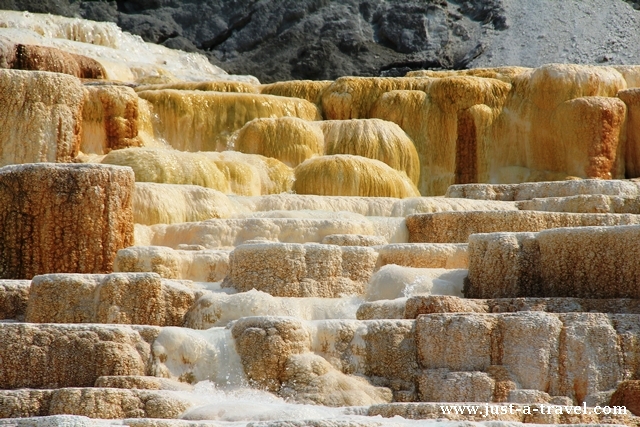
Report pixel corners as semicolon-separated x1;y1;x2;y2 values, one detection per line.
133;182;249;225
371;77;511;195
0;164;134;279
233;117;324;167
407;210;640;243
319;119;420;185
137;90;320;151
202;151;294;195
25;273;196;326
0;323;158;388
114;246;230;282
0;69;84;166
222;242;377;297
134;80;259;93
293;155;420;198
101;148;231;193
488;64;627;183
406;66;530;83
81;85;148;155
103;148;293;196
613;65;640;88
260;80;333;106
321;76;433;119
467;225;640;299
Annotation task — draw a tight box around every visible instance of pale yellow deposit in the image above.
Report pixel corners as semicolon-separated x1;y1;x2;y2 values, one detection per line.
293;154;420;198
137;90;321;151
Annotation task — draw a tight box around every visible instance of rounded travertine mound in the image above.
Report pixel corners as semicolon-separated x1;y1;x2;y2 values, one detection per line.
407;210;640;243
293;155;420;198
321;76;432;120
233;117;324;167
0;69;85;166
222;242;377;297
231;316;311;392
102;148;230;192
319;119;420;185
133;183;249;225
202;151;294;195
0;163;134;279
137;90;320;152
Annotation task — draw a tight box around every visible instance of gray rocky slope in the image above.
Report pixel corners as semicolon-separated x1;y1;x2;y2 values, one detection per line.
1;0;640;82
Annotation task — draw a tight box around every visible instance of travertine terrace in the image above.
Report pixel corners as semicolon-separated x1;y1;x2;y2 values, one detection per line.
2;10;640;427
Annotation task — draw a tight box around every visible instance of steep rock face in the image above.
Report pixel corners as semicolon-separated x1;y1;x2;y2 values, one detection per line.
0;323;159;389
25;273;196;326
223;242;377;297
4;0;504;83
407;210;640;243
0;164;135;279
467;225;640;299
0;388;192;419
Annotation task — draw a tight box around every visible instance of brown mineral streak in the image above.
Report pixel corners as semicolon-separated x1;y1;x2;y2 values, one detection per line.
0;164;134;279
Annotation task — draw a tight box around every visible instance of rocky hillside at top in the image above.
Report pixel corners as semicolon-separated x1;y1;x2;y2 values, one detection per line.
4;0;640;83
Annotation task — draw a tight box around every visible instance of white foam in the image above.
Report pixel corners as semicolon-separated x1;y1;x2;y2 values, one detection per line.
152;327;246;386
184;289;360;329
365;265;467;301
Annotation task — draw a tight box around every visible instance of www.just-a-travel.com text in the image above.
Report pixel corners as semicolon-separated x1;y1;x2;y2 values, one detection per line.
440;403;627;417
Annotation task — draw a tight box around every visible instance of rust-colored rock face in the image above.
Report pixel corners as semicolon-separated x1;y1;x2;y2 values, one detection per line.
0;164;134;279
11;44;106;79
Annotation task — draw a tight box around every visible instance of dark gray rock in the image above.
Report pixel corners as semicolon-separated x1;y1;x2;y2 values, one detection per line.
2;0;507;82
